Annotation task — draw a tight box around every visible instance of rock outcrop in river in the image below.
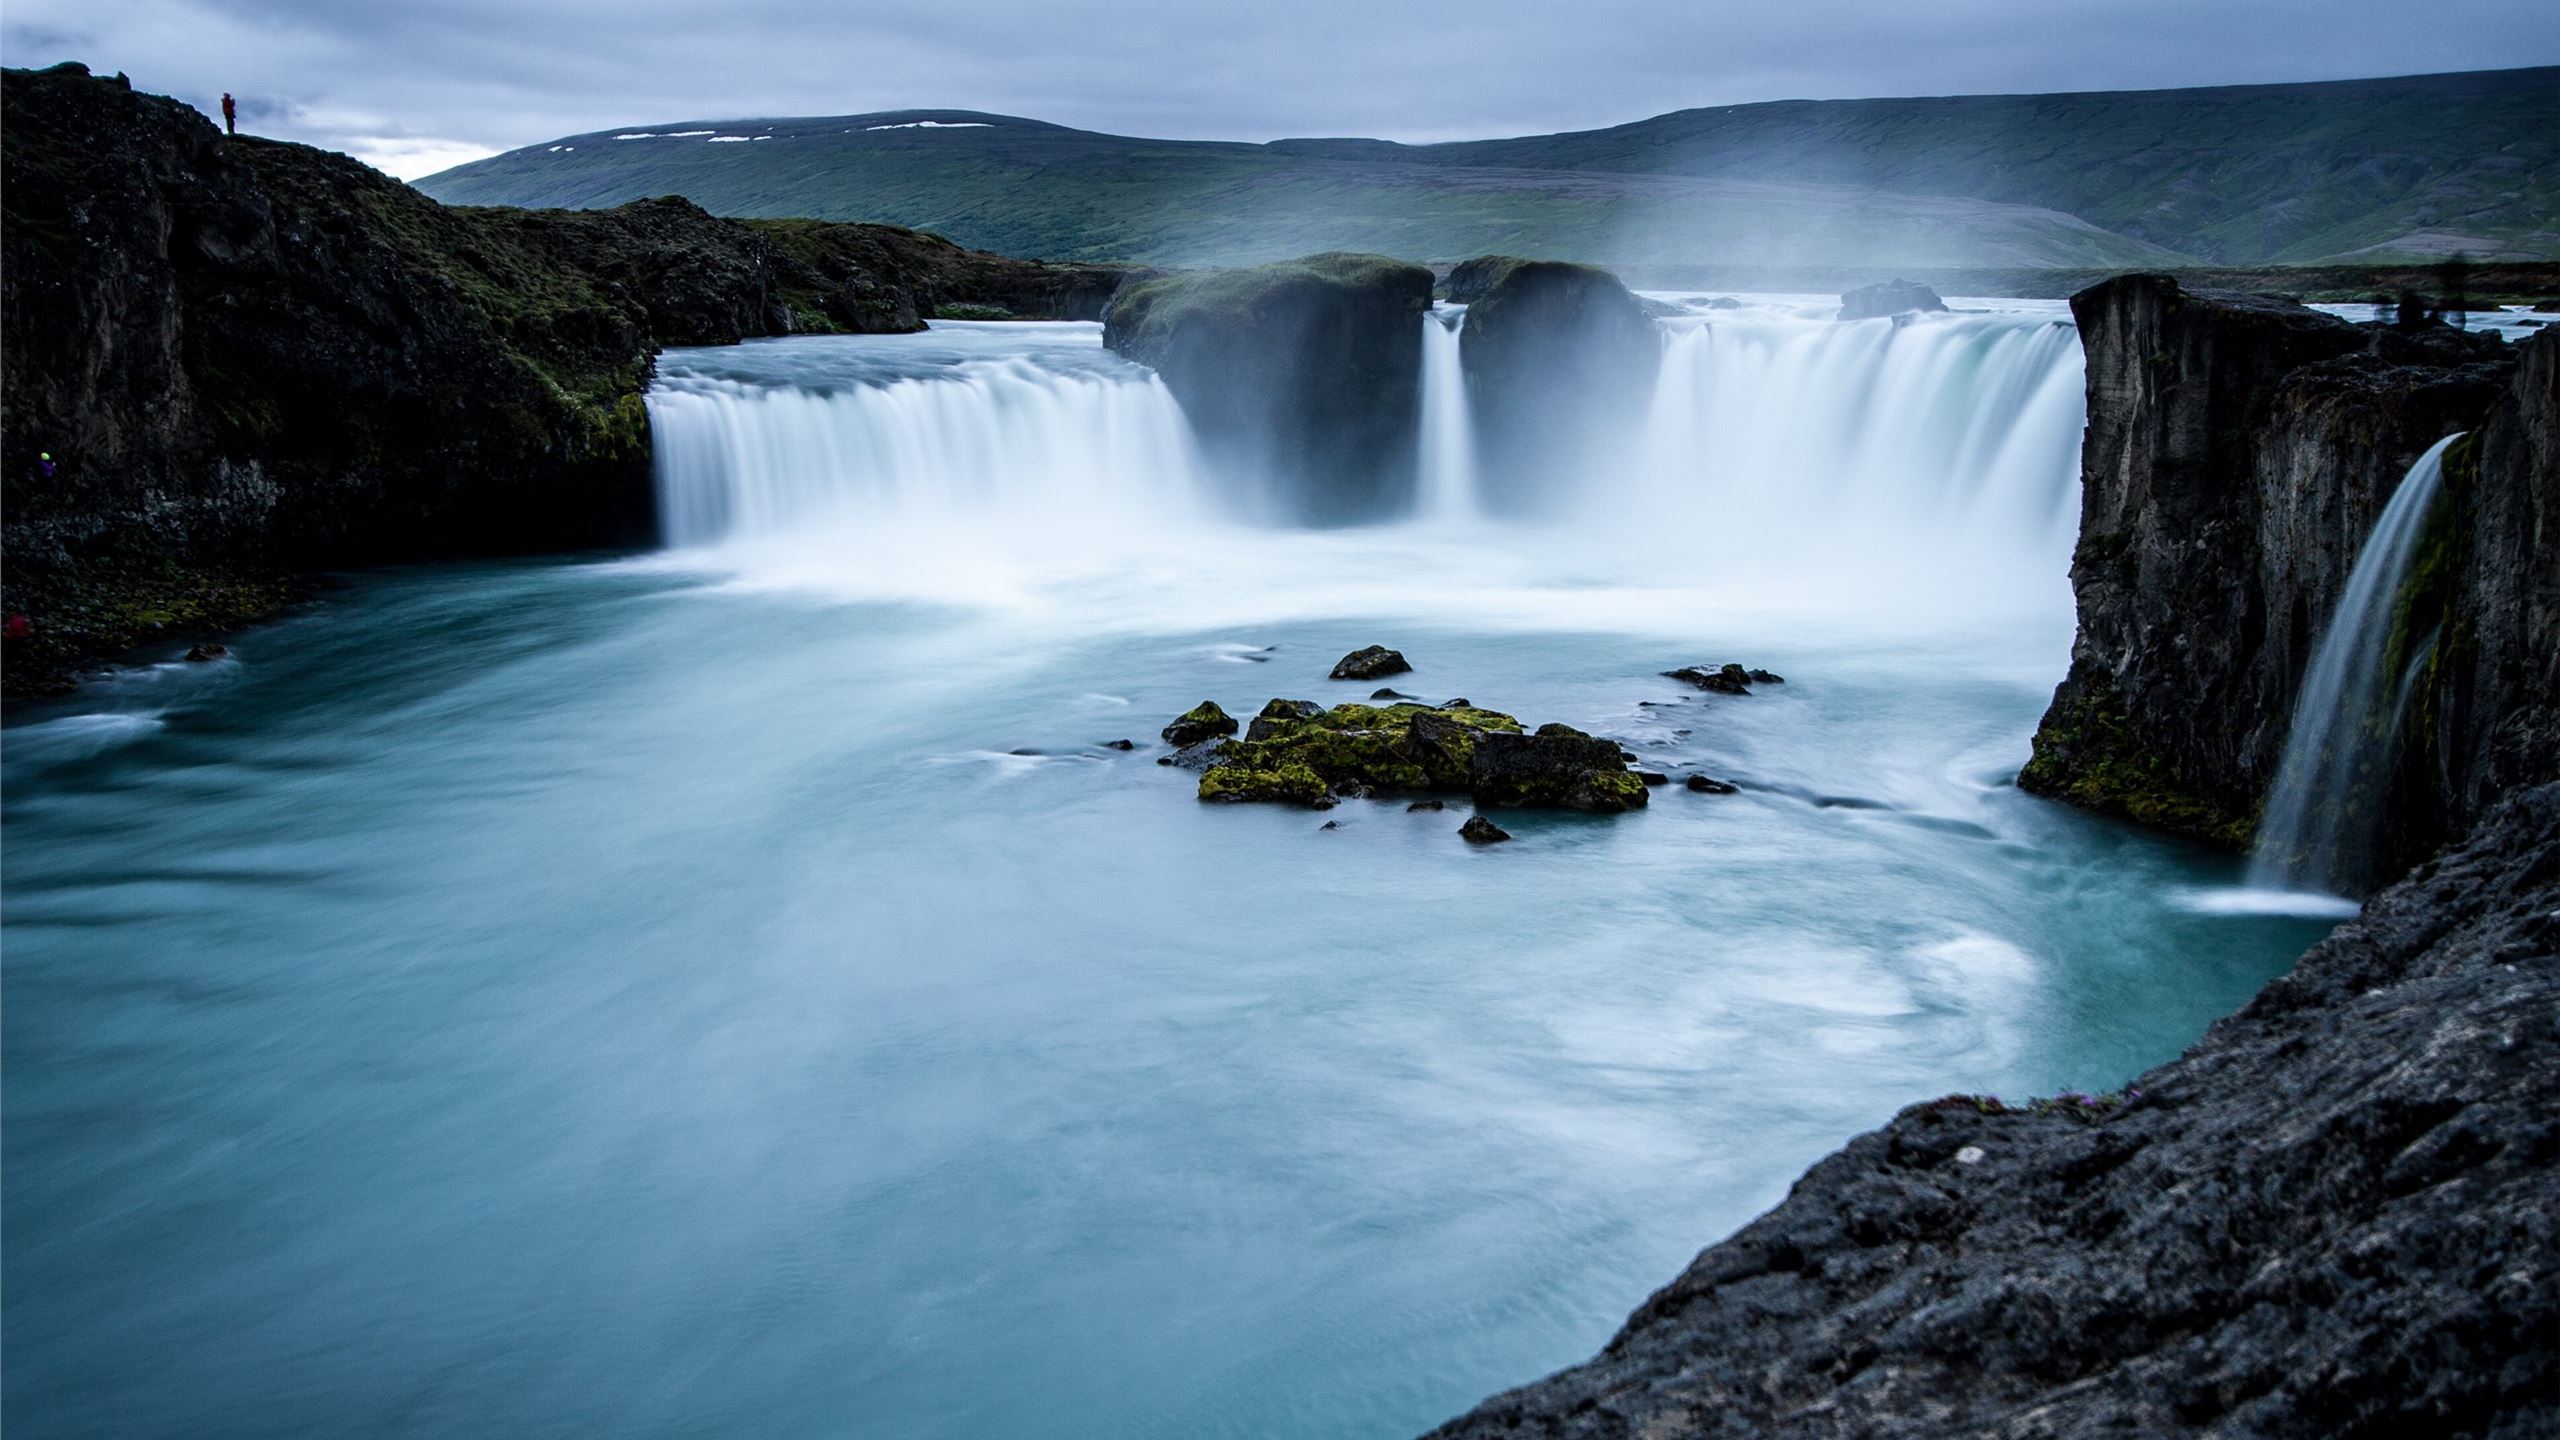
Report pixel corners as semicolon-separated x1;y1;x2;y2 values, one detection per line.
0;63;1124;696
1102;252;1434;524
2019;275;2553;872
1423;780;2560;1438
1456;259;1661;515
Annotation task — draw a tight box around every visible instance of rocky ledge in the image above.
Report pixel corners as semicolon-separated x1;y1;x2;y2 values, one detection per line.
0;63;1126;696
1424;781;2560;1438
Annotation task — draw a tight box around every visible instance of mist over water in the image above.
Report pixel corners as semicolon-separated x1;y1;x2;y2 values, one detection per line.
4;305;2332;1440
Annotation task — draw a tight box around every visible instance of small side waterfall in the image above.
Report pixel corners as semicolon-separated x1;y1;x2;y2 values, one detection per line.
2248;434;2461;897
1415;307;1476;521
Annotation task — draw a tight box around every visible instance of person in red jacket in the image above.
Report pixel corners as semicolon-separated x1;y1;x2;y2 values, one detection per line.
221;92;237;135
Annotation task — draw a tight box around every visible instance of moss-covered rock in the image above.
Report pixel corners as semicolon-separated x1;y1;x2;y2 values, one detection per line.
1161;700;1239;748
1102;252;1433;523
1189;700;1648;815
1470;723;1653;813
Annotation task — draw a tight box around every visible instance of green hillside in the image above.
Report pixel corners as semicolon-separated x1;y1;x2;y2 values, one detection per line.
416;68;2559;268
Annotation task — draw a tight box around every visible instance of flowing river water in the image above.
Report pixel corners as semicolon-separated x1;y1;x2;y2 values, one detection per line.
2;300;2337;1438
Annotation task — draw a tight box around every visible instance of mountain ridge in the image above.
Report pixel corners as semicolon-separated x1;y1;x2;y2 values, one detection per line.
417;67;2560;269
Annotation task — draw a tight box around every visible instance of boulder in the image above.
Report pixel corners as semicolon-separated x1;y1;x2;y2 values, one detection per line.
1103;252;1433;522
1330;645;1411;680
1161;700;1238;748
1665;663;1757;695
1685;774;1738;794
1245;698;1324;741
1457;258;1661;515
1457;815;1511;844
1837;279;1948;321
1468;723;1650;813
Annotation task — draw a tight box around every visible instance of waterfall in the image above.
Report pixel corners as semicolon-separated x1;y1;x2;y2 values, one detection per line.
1415;306;1475;521
1623;313;2086;579
648;338;1201;549
2247;435;2460;898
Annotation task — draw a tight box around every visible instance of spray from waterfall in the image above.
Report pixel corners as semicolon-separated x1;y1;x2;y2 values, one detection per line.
1415;306;1476;522
2248;434;2460;898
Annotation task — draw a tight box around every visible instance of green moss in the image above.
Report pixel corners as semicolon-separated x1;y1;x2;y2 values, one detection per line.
2018;670;2255;848
1107;252;1430;354
1194;701;1523;804
932;302;1016;321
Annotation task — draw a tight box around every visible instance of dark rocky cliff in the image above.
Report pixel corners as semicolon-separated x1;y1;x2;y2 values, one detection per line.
1456;259;1660;516
1425;781;2560;1438
2018;275;2548;870
1102;252;1433;523
0;63;1123;696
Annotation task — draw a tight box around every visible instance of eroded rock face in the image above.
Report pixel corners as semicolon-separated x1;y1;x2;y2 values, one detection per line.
2019;274;2544;871
1836;279;1947;321
0;63;1127;696
1423;782;2560;1440
1469;724;1651;813
1102;252;1433;523
1456;259;1661;517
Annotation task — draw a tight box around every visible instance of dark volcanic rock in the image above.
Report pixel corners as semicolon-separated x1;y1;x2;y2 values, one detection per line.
1330;646;1412;681
0;64;1127;696
182;642;228;662
1684;774;1738;794
1102;738;1135;751
1407;799;1446;812
1424;783;2560;1440
1246;698;1325;741
1665;664;1759;695
1836;279;1948;321
1470;724;1651;813
2018;275;2546;874
1458;259;1661;516
1102;253;1432;523
1161;700;1238;748
1457;815;1511;844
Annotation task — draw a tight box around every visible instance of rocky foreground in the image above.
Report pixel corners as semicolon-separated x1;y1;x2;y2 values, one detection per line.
1425;782;2560;1438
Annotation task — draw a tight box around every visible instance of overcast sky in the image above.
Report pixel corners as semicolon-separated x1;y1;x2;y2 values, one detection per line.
7;0;2555;179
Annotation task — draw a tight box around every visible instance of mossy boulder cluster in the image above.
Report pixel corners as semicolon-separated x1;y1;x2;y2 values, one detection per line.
0;63;1125;695
1172;698;1650;815
1103;252;1433;523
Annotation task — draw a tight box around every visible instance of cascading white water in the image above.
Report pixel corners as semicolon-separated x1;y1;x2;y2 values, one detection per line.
1622;309;2086;586
2247;434;2460;897
648;328;1201;550
1415;306;1476;521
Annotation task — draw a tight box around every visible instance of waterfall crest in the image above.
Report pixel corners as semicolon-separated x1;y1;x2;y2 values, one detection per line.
2248;434;2461;897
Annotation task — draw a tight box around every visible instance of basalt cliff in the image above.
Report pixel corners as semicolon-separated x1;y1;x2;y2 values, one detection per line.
0;63;1123;696
2018;277;2557;879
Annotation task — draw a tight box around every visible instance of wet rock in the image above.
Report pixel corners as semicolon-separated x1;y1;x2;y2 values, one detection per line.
1685;773;1739;794
1441;698;1472;709
1469;723;1650;813
1458;815;1511;844
1407;799;1446;812
1458;258;1661;517
1246;698;1324;741
1161;700;1238;748
1318;820;1340;830
1665;663;1758;695
1837;278;1948;321
182;642;228;662
1369;687;1416;701
1102;738;1136;750
1636;771;1669;786
1745;668;1784;685
1330;645;1412;681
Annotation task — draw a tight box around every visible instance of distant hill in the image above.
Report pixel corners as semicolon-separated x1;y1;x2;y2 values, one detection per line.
416;68;2560;269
